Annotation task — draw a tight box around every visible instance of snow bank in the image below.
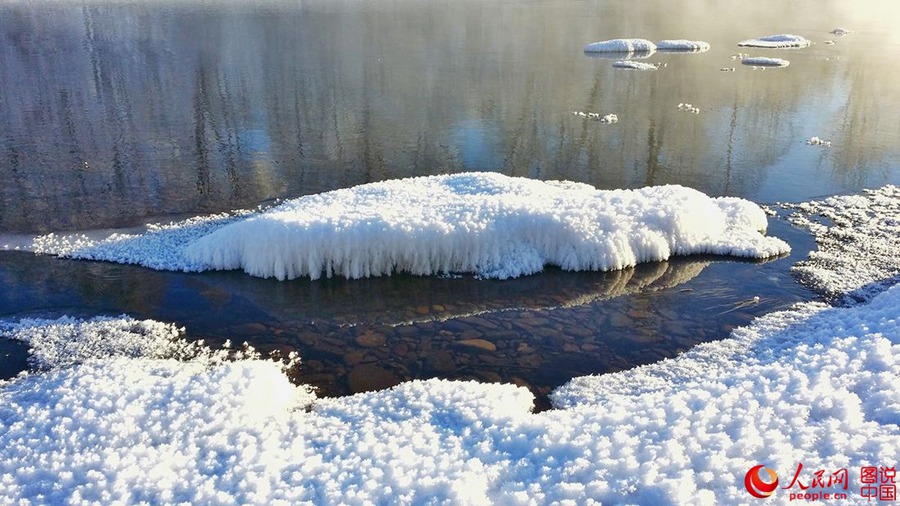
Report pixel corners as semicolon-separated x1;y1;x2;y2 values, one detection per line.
741;57;790;67
2;281;898;504
738;34;811;48
612;60;658;71
184;173;788;280
657;39;710;52
33;173;788;280
784;185;900;304
584;38;657;53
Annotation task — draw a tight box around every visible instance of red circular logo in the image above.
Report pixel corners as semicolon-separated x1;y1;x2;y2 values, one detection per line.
745;464;779;499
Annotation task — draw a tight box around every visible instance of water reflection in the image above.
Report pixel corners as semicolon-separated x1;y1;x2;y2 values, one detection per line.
1;0;899;233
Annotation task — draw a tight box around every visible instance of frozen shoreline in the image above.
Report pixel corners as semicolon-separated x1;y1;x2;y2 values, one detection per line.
1;184;898;504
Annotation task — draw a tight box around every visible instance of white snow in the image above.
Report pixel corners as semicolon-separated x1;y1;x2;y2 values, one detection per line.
33;173;789;281
741;57;790;67
612;60;658;71
584;38;657;53
738;34;811;48
657;39;710;52
784;185;900;304
2;265;898;504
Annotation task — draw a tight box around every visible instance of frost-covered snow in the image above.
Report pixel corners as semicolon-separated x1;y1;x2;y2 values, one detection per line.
2;186;898;504
784;185;900;304
2;278;898;504
32;173;789;281
741;57;790;67
612;60;658;71
584;38;657;53
738;34;812;48
656;39;710;52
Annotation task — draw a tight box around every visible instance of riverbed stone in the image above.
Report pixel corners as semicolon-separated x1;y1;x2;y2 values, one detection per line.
454;339;497;352
347;364;401;393
355;331;386;348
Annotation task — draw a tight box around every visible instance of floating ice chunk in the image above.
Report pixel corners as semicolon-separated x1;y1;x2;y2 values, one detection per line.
182;173;789;280
806;136;831;147
584;38;657;53
740;56;790;67
830;27;852;36
677;103;700;114
737;34;811;48
656;39;710;52
599;113;618;123
611;60;658;71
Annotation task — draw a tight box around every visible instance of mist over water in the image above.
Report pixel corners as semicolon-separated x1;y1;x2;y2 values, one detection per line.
1;0;898;233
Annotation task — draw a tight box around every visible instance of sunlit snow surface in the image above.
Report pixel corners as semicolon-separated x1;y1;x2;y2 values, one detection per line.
32;173;789;280
2;258;898;503
737;34;811;48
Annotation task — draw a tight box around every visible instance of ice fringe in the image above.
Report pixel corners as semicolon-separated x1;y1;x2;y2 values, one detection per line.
183;173;789;280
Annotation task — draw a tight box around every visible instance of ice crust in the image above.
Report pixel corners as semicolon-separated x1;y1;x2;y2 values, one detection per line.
33;173;789;281
738;34;811;48
584;38;657;53
2;280;898;504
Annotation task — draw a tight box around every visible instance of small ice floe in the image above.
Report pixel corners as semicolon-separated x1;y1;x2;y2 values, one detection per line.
719;67;736;72
737;34;811;48
677;103;700;114
599;113;618;123
730;52;749;60
575;111;619;123
611;60;658;71
656;39;711;52
824;40;836;45
830;27;852;36
740;57;790;67
583;38;657;53
806;136;832;147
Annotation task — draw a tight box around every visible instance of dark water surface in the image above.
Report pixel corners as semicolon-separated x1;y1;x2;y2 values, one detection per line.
1;0;898;405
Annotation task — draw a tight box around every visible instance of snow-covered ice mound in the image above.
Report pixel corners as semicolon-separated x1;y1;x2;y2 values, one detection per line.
738;34;811;48
830;27;852;36
584;38;657;53
656;39;710;52
33;173;789;281
612;60;658;71
183;173;788;280
741;56;790;67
